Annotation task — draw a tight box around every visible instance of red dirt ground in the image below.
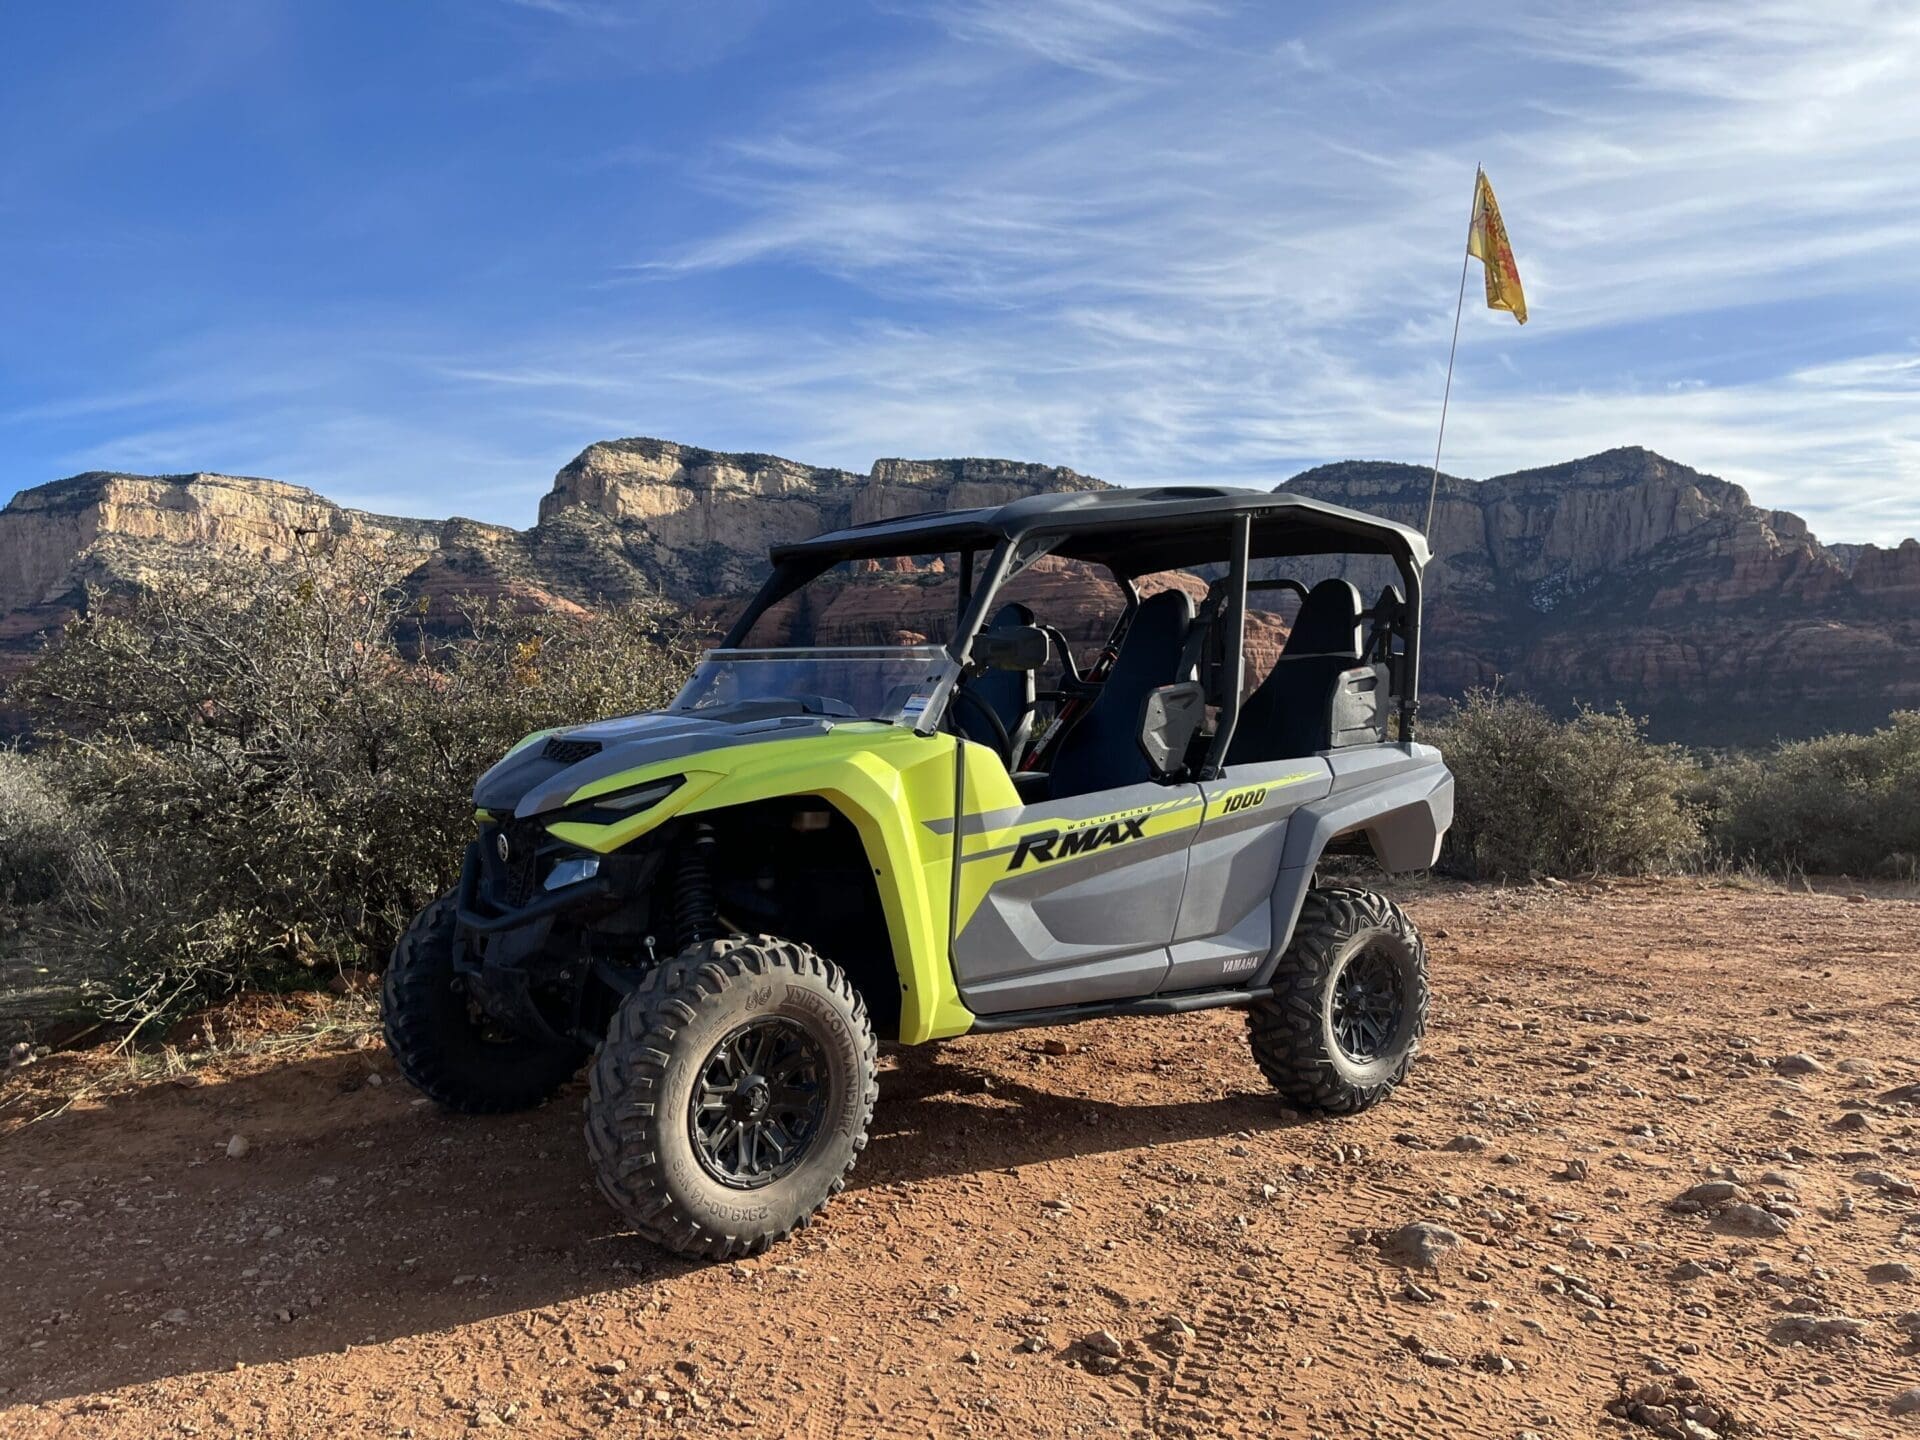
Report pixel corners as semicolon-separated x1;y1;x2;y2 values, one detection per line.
5;878;1920;1439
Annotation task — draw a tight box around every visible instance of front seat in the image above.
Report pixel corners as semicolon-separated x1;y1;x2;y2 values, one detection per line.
956;602;1039;764
1227;579;1364;765
1046;589;1196;798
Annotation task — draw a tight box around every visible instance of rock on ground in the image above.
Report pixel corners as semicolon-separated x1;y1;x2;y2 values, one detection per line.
1379;1221;1466;1270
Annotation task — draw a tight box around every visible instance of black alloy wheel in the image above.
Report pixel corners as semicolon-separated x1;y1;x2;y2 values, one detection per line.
1330;944;1405;1065
585;934;878;1259
689;1017;828;1188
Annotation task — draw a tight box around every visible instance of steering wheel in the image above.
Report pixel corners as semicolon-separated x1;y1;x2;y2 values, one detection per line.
950;686;1013;766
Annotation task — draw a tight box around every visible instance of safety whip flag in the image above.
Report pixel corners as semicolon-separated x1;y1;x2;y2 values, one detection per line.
1466;168;1526;323
1425;166;1528;533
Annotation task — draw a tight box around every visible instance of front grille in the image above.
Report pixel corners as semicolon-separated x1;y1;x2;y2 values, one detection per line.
542;737;602;766
483;818;546;908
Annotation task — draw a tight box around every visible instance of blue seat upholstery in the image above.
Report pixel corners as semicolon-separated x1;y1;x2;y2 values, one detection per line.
1046;589;1196;797
1226;579;1364;765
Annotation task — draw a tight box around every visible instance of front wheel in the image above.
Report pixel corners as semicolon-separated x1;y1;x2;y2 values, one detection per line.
381;893;586;1113
1247;886;1428;1114
584;934;878;1260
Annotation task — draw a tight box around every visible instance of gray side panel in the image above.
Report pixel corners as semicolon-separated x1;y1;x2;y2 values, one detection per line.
1156;759;1332;994
1259;748;1453;985
960;824;1194;965
953;780;1200;1015
1162;906;1272;993
1172;762;1332;946
959;946;1172;1013
1320;741;1443;798
1284;744;1452;872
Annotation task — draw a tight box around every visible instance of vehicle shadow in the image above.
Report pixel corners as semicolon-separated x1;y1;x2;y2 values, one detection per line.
3;1040;1299;1406
858;1041;1302;1188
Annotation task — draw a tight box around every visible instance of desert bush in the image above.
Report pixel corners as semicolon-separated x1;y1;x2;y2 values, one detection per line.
1427;689;1703;879
10;542;697;1031
1700;712;1920;879
0;748;116;907
0;749;77;905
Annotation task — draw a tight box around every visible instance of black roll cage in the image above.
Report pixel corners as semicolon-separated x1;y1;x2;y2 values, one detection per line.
723;491;1429;751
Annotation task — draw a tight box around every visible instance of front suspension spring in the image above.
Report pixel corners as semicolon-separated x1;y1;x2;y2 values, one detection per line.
674;821;720;950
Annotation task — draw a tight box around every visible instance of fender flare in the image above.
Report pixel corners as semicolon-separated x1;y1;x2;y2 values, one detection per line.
666;741;980;1045
1260;762;1453;983
539;727;981;1044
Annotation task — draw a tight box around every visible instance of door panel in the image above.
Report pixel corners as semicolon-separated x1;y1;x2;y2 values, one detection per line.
1161;760;1333;993
951;780;1202;1014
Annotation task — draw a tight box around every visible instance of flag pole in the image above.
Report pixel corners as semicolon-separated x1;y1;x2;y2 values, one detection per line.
1425;165;1480;537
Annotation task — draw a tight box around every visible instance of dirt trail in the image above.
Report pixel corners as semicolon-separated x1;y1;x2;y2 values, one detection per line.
5;879;1920;1439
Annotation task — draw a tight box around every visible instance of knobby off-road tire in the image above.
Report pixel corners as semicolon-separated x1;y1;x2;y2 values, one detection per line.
585;934;878;1260
382;892;586;1114
1247;886;1428;1114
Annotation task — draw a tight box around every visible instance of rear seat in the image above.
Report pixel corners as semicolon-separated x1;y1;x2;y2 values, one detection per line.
1226;579;1370;764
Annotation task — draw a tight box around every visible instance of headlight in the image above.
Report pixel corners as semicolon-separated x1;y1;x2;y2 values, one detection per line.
543;857;601;891
563;776;684;826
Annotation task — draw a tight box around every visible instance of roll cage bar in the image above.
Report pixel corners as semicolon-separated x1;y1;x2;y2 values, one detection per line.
723;488;1429;747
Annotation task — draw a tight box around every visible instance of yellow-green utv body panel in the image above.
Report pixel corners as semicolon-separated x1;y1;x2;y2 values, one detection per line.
538;725;1018;1044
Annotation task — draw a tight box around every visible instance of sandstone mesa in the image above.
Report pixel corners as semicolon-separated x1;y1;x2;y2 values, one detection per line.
2;437;1914;742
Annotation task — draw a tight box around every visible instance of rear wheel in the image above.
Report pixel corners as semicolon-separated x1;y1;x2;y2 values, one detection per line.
381;893;586;1114
1247;887;1428;1114
585;934;878;1260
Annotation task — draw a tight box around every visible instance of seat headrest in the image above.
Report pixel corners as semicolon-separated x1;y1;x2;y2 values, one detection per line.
1130;588;1195;642
989;601;1036;629
1282;579;1363;658
1106;588;1195;681
1139;587;1196;623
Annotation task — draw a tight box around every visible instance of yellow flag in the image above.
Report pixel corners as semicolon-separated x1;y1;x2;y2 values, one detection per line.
1466;170;1526;324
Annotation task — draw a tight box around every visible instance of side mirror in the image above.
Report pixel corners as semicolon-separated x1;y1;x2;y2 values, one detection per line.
1137;681;1206;778
971;624;1051;672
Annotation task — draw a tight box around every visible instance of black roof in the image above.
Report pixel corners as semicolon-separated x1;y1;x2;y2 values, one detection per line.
770;484;1431;575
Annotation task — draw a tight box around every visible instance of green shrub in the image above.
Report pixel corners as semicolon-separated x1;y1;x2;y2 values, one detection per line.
1701;712;1920;878
10;542;697;1031
1427;689;1703;879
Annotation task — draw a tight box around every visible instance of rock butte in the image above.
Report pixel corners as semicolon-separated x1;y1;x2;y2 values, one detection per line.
1;438;1915;742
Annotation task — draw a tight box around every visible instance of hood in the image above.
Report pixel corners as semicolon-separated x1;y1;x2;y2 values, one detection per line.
474;704;846;820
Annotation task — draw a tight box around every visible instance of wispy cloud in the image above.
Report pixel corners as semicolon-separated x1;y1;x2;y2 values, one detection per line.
928;0;1224;79
6;0;1916;545
651;0;1920;333
581;0;1920;541
498;0;636;25
434;311;1920;540
476;0;779;79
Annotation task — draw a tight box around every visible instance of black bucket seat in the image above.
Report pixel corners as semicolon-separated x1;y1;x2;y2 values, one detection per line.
1046;589;1196;798
1226;579;1364;765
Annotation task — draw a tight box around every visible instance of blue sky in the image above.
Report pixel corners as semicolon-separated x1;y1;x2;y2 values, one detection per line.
2;1;1917;543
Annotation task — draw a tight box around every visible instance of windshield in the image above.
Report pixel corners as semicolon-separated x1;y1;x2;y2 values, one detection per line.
671;646;960;727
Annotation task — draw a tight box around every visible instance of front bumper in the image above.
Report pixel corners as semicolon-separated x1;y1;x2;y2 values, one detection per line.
448;836;619;1048
453;837;614;937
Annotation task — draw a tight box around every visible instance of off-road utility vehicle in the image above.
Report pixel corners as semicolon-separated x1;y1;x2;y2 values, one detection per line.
384;487;1453;1258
